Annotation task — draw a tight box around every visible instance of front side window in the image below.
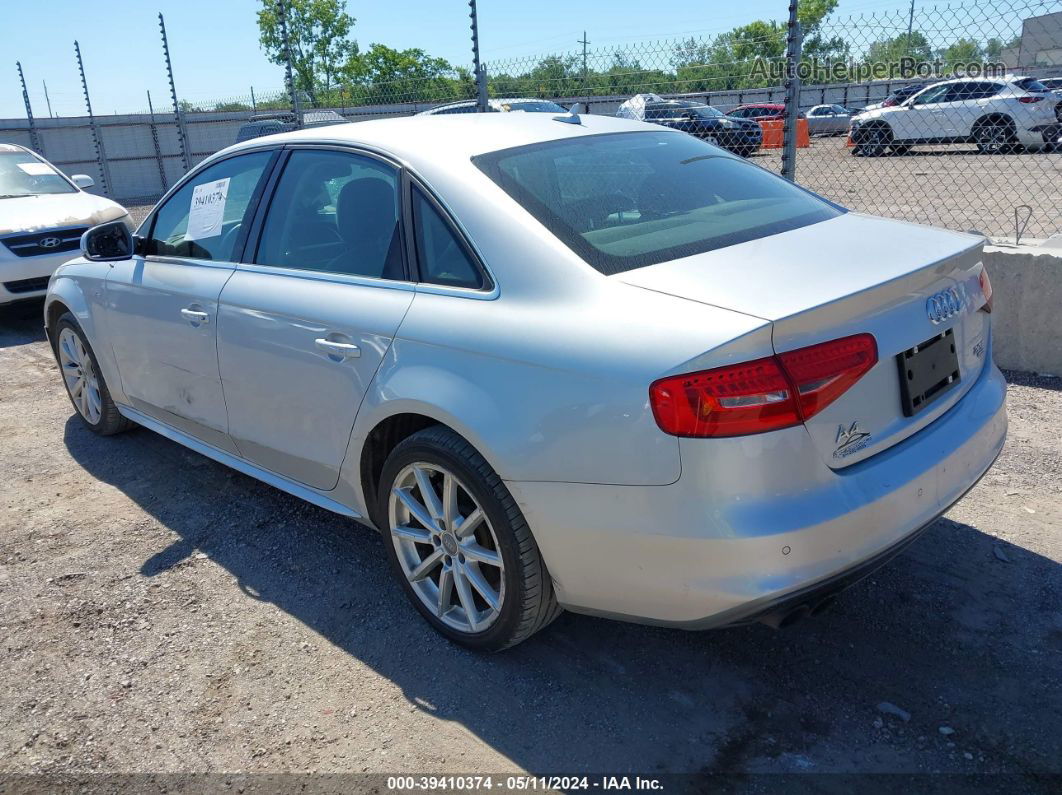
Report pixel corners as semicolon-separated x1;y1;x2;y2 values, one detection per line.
412;187;483;290
0;147;76;197
148;151;272;261
474;131;843;275
911;84;950;106
254;149;404;280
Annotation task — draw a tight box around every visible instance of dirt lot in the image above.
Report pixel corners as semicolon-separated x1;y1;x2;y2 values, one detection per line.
1;299;1060;782
756;137;1062;241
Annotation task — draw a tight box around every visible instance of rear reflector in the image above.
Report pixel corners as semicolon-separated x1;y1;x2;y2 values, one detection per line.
1018;96;1044;103
650;334;878;437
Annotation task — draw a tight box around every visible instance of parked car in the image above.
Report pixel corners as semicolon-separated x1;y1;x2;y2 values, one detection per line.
0;144;129;307
1038;76;1062;94
850;75;1062;155
235;110;348;144
418;98;568;115
727;103;786;121
617;96;762;156
804;104;854;136
862;83;929;113
46;114;1005;651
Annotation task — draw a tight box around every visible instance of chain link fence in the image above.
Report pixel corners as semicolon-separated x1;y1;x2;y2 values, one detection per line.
3;0;1060;239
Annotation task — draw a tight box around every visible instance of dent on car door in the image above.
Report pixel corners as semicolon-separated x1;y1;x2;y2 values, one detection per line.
216;148;414;491
105;150;274;452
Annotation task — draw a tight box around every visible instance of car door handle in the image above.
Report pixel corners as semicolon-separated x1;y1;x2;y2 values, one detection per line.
180;308;210;324
315;338;361;359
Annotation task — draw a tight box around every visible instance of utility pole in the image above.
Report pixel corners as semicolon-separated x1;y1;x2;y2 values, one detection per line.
578;31;590;107
250;86;257;114
16;61;43;155
43;80;54;118
469;0;488;112
906;0;916;53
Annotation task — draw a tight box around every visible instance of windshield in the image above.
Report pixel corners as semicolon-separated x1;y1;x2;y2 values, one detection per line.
474;131;843;275
0;150;76;197
688;105;725;119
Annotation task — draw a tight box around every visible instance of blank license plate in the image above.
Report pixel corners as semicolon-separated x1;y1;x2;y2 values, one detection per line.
896;329;960;417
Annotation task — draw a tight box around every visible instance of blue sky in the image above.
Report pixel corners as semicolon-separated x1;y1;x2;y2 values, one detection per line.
1;0;916;118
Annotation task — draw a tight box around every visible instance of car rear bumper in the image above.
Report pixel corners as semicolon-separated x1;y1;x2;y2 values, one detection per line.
507;352;1007;627
0;249;74;304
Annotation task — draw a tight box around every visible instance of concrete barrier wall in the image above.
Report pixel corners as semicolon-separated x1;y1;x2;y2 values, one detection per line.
984;242;1062;376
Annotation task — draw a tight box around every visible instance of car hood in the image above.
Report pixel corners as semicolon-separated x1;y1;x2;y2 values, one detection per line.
0;192;128;236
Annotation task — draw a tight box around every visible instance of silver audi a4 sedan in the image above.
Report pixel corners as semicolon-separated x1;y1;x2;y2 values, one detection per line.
45;113;1006;650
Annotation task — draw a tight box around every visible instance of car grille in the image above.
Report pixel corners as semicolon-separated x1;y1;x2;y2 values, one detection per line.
3;276;51;294
2;227;87;258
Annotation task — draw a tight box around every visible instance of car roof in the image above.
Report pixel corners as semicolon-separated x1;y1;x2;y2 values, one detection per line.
736;103;784;109
219;112;663;166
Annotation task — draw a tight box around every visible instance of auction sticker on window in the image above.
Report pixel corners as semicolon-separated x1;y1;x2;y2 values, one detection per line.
17;162;56;176
186;177;230;241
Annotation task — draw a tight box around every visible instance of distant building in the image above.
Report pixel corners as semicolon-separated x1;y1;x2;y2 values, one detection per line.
1002;11;1062;68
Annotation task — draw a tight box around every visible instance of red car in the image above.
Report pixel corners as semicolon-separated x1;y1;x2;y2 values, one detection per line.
728;103;786;121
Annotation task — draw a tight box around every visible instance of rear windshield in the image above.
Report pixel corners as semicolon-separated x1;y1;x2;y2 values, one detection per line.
473;131;842;274
1012;77;1048;92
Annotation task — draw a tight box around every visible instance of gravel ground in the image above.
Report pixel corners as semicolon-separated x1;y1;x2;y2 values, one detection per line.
754;137;1062;241
0;299;1060;782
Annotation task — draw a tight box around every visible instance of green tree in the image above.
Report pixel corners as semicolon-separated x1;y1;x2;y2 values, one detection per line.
257;0;357;105
347;44;468;103
938;38;985;73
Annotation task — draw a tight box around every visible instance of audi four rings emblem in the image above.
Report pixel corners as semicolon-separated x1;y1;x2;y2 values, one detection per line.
926;287;962;324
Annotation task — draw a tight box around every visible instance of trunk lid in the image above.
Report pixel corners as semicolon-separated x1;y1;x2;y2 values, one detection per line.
621;213;990;467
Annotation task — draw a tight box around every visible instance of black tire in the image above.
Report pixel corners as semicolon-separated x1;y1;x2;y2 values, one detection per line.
973;117;1017;154
852;123;892;157
53;312;135;436
377;425;561;651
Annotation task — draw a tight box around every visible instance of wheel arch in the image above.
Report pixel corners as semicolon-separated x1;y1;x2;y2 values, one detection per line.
972;112;1015;131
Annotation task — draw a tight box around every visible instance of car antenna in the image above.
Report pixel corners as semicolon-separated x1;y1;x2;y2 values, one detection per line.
554;102;585;125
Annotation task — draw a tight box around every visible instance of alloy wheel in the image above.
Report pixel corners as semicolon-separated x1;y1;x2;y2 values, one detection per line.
977;122;1011;153
58;328;102;424
388;462;505;634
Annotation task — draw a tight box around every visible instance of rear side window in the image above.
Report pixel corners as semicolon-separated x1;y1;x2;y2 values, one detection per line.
254;149;404;280
474;131;842;275
148;150;272;261
412;187;483;290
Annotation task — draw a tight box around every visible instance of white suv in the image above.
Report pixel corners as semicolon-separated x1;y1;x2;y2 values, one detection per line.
1;144;129;306
850;76;1062;156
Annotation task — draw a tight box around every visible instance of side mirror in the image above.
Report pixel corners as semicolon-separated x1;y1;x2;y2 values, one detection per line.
81;220;134;261
71;174;95;189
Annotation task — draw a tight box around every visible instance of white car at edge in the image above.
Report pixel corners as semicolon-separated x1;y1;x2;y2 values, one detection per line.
850;75;1062;156
0;144;129;306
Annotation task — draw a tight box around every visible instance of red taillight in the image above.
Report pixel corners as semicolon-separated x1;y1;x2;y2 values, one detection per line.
649;334;878;438
979;266;993;313
1018;95;1044;103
